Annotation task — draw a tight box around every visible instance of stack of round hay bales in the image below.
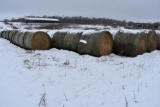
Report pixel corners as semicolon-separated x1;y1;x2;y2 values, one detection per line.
52;32;82;52
146;30;157;52
157;33;160;50
1;30;51;50
113;31;147;57
78;31;113;57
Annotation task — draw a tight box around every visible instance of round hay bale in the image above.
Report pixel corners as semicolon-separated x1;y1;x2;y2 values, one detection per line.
12;32;23;45
5;31;11;40
18;32;28;48
52;32;67;49
147;30;157;52
8;30;18;42
78;31;113;57
157;33;160;50
0;31;4;38
113;31;147;57
24;31;51;50
1;31;10;40
1;31;6;39
63;32;82;52
10;31;18;43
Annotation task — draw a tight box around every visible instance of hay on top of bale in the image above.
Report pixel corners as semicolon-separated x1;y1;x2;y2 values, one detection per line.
146;30;157;52
113;31;147;57
78;31;113;57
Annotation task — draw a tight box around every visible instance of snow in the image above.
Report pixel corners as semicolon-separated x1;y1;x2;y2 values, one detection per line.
0;22;160;107
24;17;59;22
80;40;87;44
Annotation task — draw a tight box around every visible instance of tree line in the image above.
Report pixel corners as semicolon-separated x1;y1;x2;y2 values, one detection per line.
7;16;126;26
4;15;160;28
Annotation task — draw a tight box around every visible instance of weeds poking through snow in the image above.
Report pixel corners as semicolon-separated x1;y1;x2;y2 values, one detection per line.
63;60;70;66
26;50;33;54
23;59;32;69
39;92;47;107
63;92;68;101
124;95;128;107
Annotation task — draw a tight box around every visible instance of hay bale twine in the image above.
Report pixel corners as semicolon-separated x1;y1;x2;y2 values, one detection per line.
23;31;51;50
157;33;160;50
63;32;82;52
147;30;157;52
52;32;67;49
113;31;147;57
78;31;113;57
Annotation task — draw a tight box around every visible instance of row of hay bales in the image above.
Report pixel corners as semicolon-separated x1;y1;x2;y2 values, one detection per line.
0;30;160;57
0;30;51;50
51;30;160;57
52;31;113;57
114;30;159;57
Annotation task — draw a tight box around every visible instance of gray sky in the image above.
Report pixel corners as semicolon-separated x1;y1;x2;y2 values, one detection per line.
1;0;160;22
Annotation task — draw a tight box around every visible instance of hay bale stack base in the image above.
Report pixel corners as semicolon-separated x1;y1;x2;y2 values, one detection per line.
78;31;113;57
113;31;147;57
147;30;157;52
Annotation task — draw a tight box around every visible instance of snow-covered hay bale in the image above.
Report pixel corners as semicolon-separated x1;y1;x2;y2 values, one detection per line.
52;32;67;49
157;33;160;50
23;31;51;50
113;31;147;57
146;30;157;52
63;32;82;52
78;31;113;57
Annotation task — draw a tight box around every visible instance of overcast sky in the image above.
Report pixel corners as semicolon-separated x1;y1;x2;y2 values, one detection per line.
1;0;160;22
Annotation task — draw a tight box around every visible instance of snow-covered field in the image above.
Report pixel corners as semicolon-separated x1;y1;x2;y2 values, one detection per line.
0;22;160;107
